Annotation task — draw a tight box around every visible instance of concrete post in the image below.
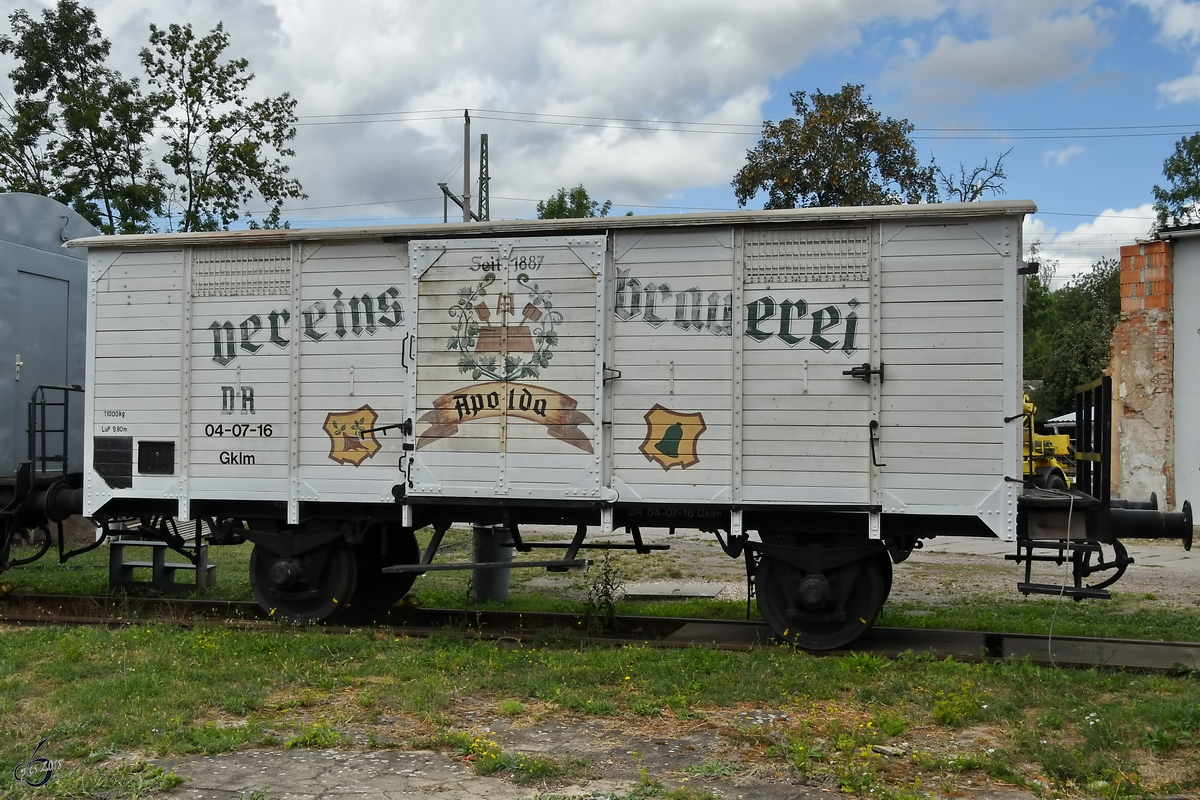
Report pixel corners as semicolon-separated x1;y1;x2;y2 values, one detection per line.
470;523;513;602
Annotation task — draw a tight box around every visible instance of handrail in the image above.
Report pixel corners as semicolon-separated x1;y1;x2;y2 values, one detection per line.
27;384;83;477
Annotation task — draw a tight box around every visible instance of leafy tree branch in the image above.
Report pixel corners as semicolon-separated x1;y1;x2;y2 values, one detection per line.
140;21;305;232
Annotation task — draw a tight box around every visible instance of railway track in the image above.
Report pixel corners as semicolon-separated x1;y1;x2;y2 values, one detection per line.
3;592;1198;673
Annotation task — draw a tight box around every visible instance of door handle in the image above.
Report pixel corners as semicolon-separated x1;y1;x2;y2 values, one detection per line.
869;420;886;467
15;354;22;381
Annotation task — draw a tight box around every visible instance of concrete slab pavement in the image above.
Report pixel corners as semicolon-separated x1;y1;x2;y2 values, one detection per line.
154;747;855;800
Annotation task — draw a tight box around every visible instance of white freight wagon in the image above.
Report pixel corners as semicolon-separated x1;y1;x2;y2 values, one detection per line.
38;201;1186;648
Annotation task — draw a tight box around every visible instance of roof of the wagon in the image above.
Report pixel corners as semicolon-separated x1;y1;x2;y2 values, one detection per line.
67;199;1037;250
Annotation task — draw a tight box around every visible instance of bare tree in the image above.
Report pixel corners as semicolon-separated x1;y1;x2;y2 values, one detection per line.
937;148;1011;202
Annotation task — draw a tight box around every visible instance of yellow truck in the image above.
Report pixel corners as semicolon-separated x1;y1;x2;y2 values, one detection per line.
1023;395;1072;490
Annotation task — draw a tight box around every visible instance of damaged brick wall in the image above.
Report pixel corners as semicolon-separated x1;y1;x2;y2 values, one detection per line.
1109;241;1174;506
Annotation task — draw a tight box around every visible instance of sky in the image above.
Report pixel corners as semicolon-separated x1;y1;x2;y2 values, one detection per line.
2;0;1199;283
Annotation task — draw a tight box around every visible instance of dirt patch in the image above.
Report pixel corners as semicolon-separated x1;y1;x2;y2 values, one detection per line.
332;700;1052;798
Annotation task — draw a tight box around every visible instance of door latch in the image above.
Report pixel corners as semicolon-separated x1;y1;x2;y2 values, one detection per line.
14;354;22;381
869;420;886;467
843;362;884;382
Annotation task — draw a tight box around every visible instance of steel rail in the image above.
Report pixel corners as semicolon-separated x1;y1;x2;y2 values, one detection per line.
2;593;1197;672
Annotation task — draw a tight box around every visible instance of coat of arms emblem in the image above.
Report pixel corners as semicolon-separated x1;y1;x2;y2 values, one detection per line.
448;273;560;380
640;404;707;470
323;405;381;466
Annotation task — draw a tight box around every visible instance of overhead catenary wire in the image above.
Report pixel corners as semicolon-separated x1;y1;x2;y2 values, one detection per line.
291;105;1200;141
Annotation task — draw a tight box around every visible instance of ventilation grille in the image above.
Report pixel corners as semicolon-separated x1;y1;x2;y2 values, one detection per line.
192;246;292;297
744;226;869;284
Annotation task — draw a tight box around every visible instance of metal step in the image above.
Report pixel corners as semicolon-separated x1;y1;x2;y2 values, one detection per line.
109;539;214;594
384;558;591;573
1017;582;1111;599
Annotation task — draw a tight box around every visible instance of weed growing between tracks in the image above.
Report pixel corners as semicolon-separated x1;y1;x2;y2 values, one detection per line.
1;624;1199;798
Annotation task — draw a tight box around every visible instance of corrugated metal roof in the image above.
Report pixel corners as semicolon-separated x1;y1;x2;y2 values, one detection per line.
66;199;1037;250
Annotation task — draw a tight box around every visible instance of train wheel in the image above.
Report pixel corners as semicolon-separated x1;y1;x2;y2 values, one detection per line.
348;523;422;613
756;552;888;651
250;539;357;624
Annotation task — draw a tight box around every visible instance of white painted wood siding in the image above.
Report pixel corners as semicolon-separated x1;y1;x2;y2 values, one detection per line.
739;225;874;506
877;220;1021;537
293;242;409;504
609;230;734;503
84;249;185;513
81;207;1025;540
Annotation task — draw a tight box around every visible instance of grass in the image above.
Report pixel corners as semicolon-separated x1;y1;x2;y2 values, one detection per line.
883;594;1200;641
420;729;577;784
6;528;1200;796
0;623;1199;797
1;759;183;800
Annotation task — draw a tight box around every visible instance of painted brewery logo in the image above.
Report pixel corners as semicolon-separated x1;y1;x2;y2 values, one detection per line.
640;405;706;470
615;269;861;356
206;286;403;366
419;274;594;452
323;405;381;466
447;273;559;381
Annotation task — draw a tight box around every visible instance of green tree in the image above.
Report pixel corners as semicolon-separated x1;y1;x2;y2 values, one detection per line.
732;83;938;209
536;184;612;219
0;0;163;233
140;22;304;231
1023;254;1120;419
1153;133;1200;228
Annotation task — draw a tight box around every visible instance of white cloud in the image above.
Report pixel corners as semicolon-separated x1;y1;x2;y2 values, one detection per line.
0;0;963;222
1023;205;1156;286
889;1;1111;97
1133;0;1200;103
1135;0;1200;48
1041;144;1085;166
1158;68;1200;103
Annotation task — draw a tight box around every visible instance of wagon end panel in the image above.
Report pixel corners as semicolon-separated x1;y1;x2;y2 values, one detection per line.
84;248;186;515
409;236;605;502
877;217;1023;539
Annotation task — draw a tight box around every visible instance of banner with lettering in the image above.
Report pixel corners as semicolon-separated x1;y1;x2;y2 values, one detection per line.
417;381;594;453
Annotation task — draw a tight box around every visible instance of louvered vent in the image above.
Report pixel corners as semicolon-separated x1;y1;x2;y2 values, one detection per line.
192;246;291;297
744;226;869;284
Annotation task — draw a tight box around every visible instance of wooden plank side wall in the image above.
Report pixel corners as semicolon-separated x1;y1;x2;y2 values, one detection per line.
740;281;871;505
293;243;409;501
609;230;734;503
188;295;290;497
185;242;409;503
88;250;185;505
83;213;1022;535
877;222;1011;517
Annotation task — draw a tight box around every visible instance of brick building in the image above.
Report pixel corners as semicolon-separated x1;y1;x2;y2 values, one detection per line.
1113;227;1200;511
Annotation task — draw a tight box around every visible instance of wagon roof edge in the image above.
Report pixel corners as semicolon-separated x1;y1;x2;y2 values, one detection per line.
65;199;1038;250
